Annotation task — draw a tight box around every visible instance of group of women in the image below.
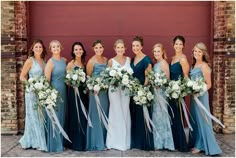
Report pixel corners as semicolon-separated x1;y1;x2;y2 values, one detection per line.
19;35;222;156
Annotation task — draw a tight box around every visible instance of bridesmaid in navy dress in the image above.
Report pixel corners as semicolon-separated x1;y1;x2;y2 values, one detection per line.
168;35;190;152
130;36;154;150
86;40;109;151
65;42;88;151
44;40;67;152
188;43;222;155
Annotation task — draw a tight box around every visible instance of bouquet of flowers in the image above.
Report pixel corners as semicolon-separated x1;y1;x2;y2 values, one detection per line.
24;75;71;142
133;85;154;107
65;68;86;87
86;75;109;93
165;78;182;99
147;70;168;88
99;67;135;92
184;77;208;97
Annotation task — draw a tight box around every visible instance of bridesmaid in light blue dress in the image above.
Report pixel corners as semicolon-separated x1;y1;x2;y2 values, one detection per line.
19;39;47;151
44;40;67;152
189;43;222;155
151;43;175;151
86;40;109;151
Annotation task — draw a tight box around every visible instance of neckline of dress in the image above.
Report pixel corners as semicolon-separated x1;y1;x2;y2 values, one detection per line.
112;57;128;67
133;55;147;67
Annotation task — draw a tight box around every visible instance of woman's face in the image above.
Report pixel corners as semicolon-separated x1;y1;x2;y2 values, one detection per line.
73;45;84;58
93;43;104;56
174;39;184;53
114;43;125;55
132;41;143;54
193;47;204;61
50;42;61;55
33;42;43;57
153;46;163;61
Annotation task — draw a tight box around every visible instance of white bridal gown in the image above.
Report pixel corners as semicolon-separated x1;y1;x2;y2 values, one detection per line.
106;57;131;151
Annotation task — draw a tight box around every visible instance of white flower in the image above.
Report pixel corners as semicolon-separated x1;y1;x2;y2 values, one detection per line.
28;78;34;83
172;84;180;90
94;85;101;92
137;90;143;96
109;70;117;77
34;82;43;90
127;68;133;75
51;92;57;100
147;92;154;101
187;80;194;87
72;74;78;81
66;74;71;79
122;78;129;85
140;97;147;104
172;92;178;99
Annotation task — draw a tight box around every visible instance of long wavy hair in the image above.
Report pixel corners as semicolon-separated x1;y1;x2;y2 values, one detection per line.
28;39;47;59
192;42;211;67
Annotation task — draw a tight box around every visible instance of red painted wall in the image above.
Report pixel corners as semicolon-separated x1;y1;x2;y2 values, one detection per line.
29;1;211;64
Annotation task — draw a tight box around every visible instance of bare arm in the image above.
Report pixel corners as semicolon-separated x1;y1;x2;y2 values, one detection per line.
160;60;170;79
180;57;190;78
107;59;112;67
44;59;54;82
144;64;152;86
86;59;94;77
201;63;212;90
20;58;33;82
66;61;73;73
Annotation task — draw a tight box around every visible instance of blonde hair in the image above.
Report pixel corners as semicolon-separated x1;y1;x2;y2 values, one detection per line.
113;39;126;49
192;42;211;67
49;40;64;51
152;43;167;60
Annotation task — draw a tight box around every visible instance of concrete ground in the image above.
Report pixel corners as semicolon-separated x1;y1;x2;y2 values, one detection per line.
1;133;235;157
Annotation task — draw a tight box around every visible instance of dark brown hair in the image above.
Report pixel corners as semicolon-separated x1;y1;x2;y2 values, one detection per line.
132;36;144;46
28;39;47;59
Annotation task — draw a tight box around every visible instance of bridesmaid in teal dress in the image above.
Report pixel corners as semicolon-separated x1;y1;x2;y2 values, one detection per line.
151;43;175;151
168;35;190;152
19;39;47;151
65;42;88;151
188;43;222;155
66;42;88;151
130;36;154;150
44;40;67;152
86;40;109;151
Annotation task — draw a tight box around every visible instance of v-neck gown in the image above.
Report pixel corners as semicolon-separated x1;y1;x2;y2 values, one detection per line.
19;57;47;151
168;61;188;152
130;56;154;150
188;67;222;155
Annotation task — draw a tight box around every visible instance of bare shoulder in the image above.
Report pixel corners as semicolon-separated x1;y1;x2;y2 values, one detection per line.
87;57;95;65
62;57;67;62
161;60;169;67
201;62;211;72
25;58;33;65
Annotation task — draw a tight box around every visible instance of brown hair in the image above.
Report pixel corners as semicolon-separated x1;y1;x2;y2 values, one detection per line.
28;39;47;59
192;42;211;67
152;43;167;60
132;36;144;46
92;40;104;48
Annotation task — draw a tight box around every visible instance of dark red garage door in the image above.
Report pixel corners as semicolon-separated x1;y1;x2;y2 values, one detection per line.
29;1;212;63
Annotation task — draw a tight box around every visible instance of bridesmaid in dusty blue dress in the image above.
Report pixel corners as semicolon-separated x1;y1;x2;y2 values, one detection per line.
65;42;88;151
86;40;109;151
130;36;154;150
188;43;222;155
44;40;67;152
168;35;190;152
151;43;175;151
19;39;47;151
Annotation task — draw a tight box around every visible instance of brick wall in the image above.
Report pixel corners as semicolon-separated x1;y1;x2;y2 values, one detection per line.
213;1;235;133
1;1;28;134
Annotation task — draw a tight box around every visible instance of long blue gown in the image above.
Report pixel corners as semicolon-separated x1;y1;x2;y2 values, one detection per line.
86;63;109;151
168;61;188;152
130;56;154;150
19;57;47;151
65;66;88;151
46;57;67;152
152;61;175;150
188;66;222;155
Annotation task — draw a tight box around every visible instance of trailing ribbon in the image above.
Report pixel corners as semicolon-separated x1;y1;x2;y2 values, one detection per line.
143;106;156;132
94;93;109;130
45;106;72;143
154;88;174;122
193;95;225;128
74;87;93;128
180;98;193;131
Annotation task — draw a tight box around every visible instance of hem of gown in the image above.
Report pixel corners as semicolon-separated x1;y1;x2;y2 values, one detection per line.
19;142;47;152
194;147;222;156
86;147;106;151
106;145;130;151
154;145;175;151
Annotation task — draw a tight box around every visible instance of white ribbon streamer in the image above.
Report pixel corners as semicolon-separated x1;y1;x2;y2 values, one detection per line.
193;95;225;128
75;88;93;127
94;93;109;130
45;107;72;143
180;98;193;131
143;106;156;132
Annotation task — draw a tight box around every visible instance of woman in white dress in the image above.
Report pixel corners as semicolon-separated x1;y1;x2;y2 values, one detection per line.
106;39;132;151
